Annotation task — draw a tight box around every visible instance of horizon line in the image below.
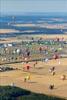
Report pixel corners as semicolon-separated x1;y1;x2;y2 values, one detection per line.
0;12;67;16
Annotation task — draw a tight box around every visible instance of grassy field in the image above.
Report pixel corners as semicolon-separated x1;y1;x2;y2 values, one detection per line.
0;35;67;99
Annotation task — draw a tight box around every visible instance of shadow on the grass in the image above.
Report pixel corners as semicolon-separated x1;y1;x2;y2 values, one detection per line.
0;86;66;100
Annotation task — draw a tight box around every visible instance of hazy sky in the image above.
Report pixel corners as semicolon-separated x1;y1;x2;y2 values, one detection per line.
0;0;67;15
